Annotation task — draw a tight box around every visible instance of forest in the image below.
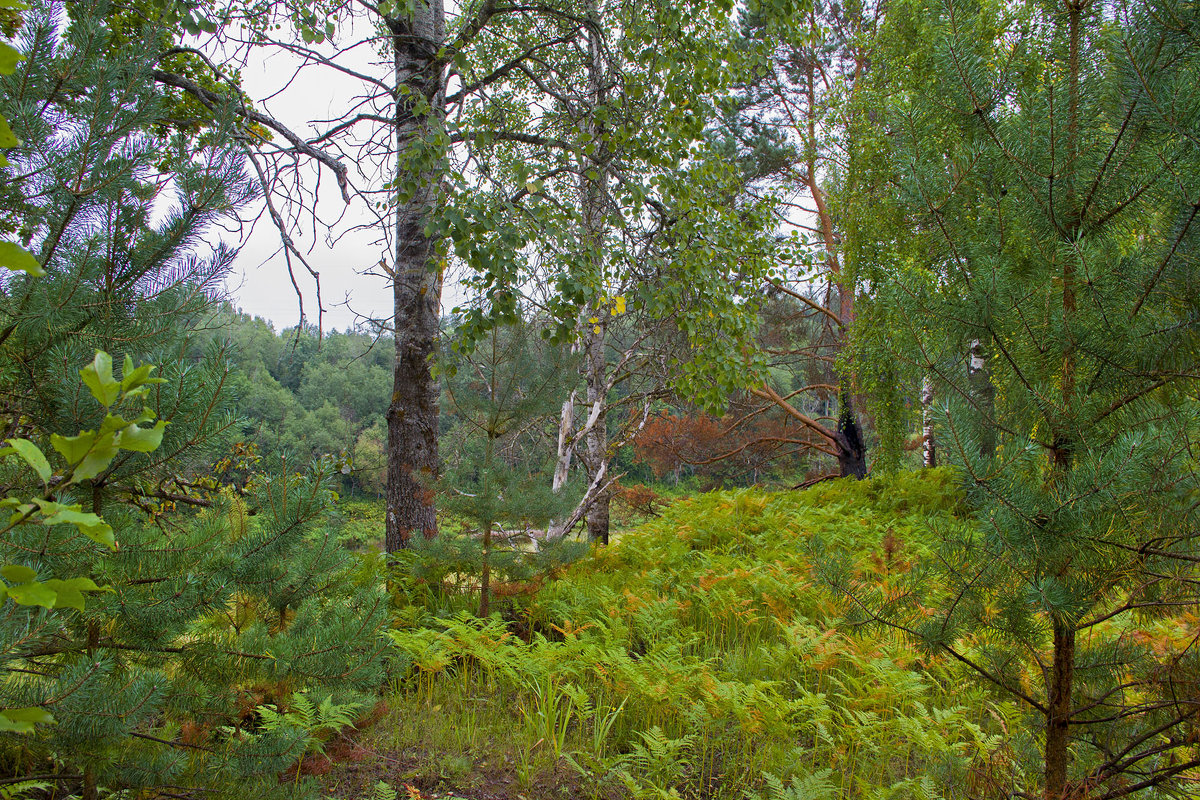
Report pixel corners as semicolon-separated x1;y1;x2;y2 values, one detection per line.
0;0;1197;799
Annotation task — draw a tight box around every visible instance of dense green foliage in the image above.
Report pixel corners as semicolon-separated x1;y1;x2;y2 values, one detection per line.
380;472;1025;799
0;0;1196;797
216;309;392;493
0;4;386;796
217;305;830;509
847;0;1200;793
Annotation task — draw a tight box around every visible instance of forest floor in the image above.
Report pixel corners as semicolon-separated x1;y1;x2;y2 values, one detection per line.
300;470;999;800
296;469;1181;800
308;686;620;800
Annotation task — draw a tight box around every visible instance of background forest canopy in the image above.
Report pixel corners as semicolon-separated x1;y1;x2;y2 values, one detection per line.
0;0;1198;799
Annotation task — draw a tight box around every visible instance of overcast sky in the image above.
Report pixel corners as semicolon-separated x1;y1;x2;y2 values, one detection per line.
219;25;396;333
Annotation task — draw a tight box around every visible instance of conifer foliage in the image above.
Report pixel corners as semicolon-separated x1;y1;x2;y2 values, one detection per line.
850;0;1200;794
0;4;386;797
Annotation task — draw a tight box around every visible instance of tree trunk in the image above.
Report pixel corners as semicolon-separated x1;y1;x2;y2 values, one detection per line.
805;61;868;481
580;3;611;545
1044;620;1075;798
968;338;996;460
547;389;577;539
921;375;936;467
479;522;492;617
1044;9;1081;791
583;320;610;543
385;1;445;552
834;390;867;479
552;390;576;494
586;493;610;545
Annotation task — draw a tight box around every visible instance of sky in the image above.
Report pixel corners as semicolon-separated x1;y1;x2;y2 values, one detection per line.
218;23;397;333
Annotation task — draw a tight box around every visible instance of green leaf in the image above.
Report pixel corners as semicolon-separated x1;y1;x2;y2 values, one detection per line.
80;351;119;406
133;407;157;425
3;501;34;523
0;114;15;147
0;716;35;733
69;435;118;480
5;581;56;607
0;241;43;277
99;414;129;437
4;438;51;483
50;430;96;464
1;707;53;724
0;707;53;734
41;578;103;611
0;42;22;75
116;420;166;453
1;565;36;584
40;506;116;549
50;430;118;482
120;356;165;392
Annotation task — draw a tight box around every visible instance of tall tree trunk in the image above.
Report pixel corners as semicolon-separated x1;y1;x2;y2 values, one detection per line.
580;2;612;544
968;338;996;460
921;375;936;467
1044;10;1082;790
583;322;610;543
385;1;445;552
805;62;867;480
1043;8;1082;792
1045;620;1076;798
833;390;867;479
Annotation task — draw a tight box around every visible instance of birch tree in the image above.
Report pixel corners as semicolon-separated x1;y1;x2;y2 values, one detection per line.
447;0;774;543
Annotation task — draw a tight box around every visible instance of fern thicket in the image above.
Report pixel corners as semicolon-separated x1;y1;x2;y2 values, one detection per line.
386;471;1021;798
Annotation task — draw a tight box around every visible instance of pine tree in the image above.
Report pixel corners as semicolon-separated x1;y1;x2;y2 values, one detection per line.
722;0;888;479
847;0;1200;794
438;321;580;617
0;4;387;796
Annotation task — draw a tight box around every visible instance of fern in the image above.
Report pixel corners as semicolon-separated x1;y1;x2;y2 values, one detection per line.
383;472;1024;797
259;692;363;757
615;726;697;799
369;780;398;800
747;770;838;800
0;782;50;800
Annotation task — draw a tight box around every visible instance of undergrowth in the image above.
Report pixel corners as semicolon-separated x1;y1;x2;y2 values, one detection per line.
364;469;1027;799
